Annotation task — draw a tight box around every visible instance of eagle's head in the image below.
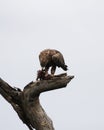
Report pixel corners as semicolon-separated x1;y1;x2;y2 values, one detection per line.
39;55;48;67
40;61;47;67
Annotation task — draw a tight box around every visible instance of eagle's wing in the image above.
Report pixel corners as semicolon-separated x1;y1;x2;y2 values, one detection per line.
52;52;65;67
52;52;68;71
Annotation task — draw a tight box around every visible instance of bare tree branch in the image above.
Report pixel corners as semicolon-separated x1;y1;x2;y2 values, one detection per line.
0;74;74;130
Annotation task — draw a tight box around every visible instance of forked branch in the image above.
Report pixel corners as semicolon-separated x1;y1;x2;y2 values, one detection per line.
0;73;74;130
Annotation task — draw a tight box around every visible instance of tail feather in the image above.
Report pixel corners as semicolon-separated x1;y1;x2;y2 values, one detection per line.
62;64;68;71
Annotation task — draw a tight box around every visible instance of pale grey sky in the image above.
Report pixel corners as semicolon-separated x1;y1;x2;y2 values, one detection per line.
0;0;104;130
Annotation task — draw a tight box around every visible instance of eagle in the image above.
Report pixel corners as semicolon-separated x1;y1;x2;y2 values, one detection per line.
39;49;68;76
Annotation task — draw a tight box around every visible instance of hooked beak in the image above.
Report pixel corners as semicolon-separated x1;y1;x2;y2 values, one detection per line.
42;67;45;71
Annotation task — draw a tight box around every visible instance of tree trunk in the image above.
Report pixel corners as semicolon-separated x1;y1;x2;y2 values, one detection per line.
0;73;74;130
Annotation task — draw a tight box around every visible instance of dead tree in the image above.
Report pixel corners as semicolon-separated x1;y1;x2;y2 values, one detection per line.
0;73;74;130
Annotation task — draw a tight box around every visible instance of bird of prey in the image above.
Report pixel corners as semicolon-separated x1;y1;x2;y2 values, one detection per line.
39;49;68;76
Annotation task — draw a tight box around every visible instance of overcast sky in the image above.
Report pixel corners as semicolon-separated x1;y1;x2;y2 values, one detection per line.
0;0;104;130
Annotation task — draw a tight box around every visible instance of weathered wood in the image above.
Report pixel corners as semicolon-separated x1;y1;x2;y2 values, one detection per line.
0;74;74;130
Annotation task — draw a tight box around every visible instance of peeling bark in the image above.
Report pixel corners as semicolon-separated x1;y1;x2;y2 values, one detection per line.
0;73;74;130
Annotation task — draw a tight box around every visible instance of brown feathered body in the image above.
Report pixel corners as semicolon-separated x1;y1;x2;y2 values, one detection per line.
39;49;68;75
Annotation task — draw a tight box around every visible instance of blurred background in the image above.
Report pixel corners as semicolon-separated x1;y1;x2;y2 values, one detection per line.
0;0;104;130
